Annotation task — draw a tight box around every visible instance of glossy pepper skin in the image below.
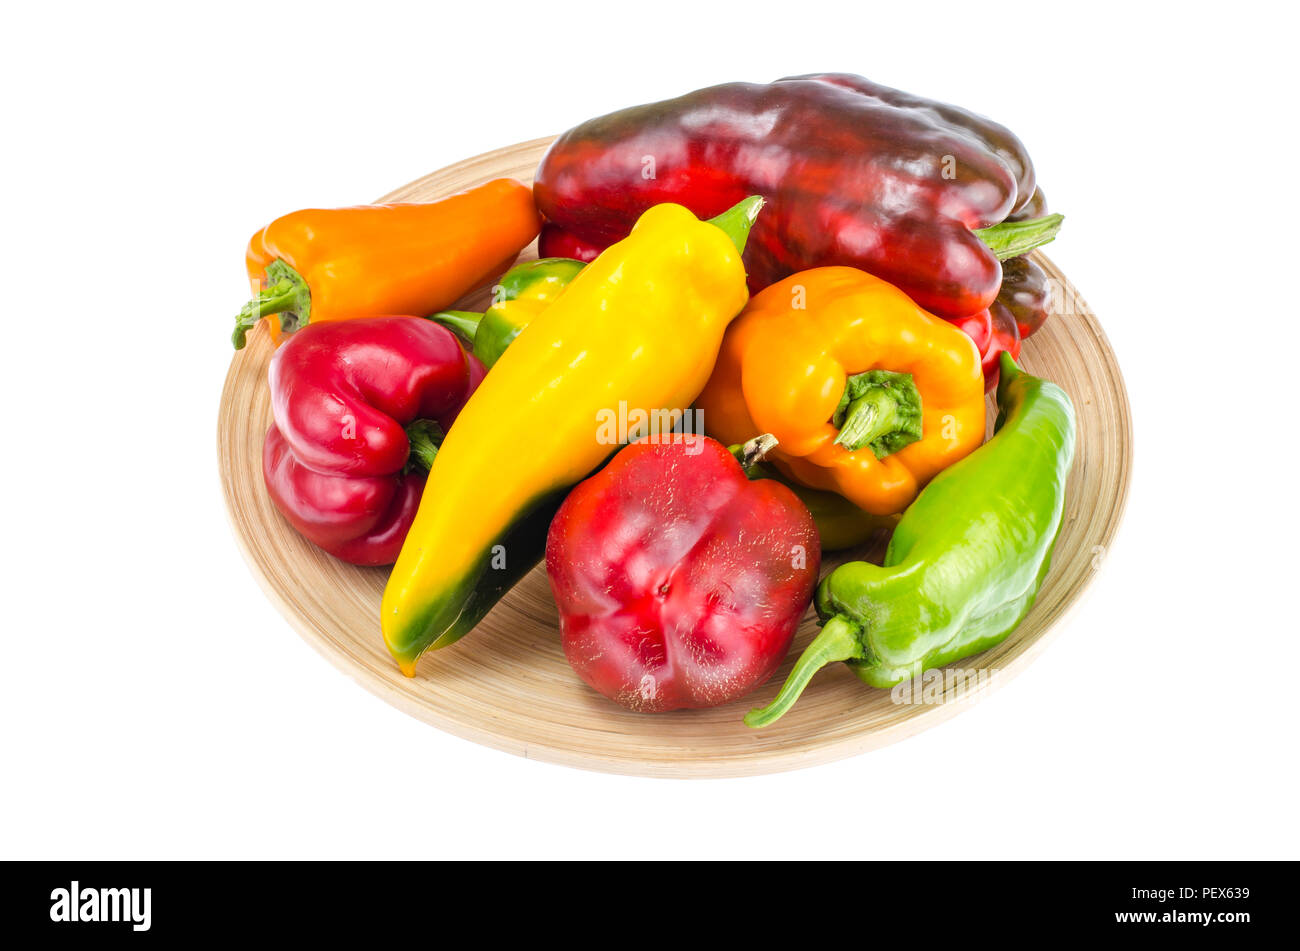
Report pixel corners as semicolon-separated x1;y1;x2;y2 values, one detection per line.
993;254;1053;340
547;434;819;713
948;304;1022;392
745;354;1076;727
431;257;585;368
535;74;1060;322
381;198;762;676
262;317;485;566
233;179;541;349
697;267;986;516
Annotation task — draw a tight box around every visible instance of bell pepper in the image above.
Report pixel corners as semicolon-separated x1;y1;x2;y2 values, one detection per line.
745;353;1076;727
262;317;485;566
233;178;540;349
534;73;1062;323
547;433;820;712
537;223;602;264
381;197;763;676
993;254;1053;340
696;266;986;516
947;304;1022;392
430;257;585;368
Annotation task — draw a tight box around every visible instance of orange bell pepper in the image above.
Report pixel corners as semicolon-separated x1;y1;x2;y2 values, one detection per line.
233;178;541;349
696;266;986;516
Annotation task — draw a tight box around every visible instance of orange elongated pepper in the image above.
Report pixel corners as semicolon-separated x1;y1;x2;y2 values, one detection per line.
696;266;986;516
233;178;540;348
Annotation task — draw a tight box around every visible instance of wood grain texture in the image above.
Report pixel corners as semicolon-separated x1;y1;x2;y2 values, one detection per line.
218;137;1132;777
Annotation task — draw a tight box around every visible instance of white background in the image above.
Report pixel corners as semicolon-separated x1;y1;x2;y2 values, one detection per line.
2;1;1297;859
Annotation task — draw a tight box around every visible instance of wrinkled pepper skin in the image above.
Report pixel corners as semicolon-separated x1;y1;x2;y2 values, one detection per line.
547;435;820;713
697;267;986;516
262;318;485;566
234;179;540;349
431;257;586;368
746;354;1075;727
381;199;760;676
535;74;1050;321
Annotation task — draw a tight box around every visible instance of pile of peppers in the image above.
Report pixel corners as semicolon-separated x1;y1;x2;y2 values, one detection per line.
233;72;1082;731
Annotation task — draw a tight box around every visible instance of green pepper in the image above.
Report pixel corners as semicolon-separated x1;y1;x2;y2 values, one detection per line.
745;352;1076;727
430;257;585;367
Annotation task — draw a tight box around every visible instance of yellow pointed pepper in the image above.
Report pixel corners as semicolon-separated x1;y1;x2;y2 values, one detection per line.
382;198;762;676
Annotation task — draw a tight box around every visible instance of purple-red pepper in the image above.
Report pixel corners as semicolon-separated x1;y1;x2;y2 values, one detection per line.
535;73;1062;389
546;434;820;713
263;317;484;566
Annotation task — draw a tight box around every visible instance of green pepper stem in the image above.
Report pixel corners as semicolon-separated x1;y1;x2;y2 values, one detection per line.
727;434;778;477
427;310;484;344
973;213;1064;261
403;419;445;474
231;259;311;350
832;370;923;458
837;388;901;452
745;615;866;728
707;196;764;254
232;280;293;349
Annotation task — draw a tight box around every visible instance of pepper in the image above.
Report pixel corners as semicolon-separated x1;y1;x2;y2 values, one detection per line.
947;304;1022;392
547;433;819;712
430;257;585;367
233;178;540;349
696;267;986;516
534;74;1061;322
537;223;602;264
745;353;1076;727
993;254;1053;340
262;317;485;566
381;197;762;676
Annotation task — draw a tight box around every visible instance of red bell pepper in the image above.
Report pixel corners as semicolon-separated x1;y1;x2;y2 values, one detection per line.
536;222;601;264
263;317;485;566
947;305;1022;392
535;73;1063;389
546;434;820;713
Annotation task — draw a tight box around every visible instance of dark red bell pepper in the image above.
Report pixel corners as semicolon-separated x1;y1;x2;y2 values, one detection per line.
535;73;1061;386
546;434;820;713
536;222;601;264
263;317;485;566
992;253;1053;340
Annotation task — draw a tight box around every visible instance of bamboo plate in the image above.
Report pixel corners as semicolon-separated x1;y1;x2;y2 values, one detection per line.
218;136;1132;778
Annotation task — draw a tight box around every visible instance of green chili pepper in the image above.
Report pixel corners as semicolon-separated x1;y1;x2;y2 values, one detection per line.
430;257;585;367
745;352;1076;727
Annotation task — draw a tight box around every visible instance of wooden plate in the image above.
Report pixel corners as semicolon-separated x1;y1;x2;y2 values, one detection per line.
218;137;1132;777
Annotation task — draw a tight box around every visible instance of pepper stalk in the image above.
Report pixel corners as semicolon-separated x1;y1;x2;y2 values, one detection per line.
744;615;867;728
